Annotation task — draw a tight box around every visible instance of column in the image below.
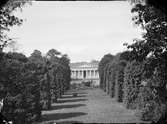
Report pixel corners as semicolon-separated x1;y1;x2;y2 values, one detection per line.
94;70;96;78
97;70;99;77
91;70;93;78
92;70;94;78
81;70;83;79
73;70;75;78
86;70;88;78
88;70;90;78
95;70;98;78
97;70;98;77
72;71;74;78
79;70;81;78
77;70;79;78
86;70;88;79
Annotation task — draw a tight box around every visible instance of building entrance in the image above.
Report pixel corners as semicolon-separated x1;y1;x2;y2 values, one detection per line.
83;70;86;78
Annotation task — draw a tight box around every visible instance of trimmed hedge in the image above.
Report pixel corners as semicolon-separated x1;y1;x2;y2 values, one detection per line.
0;51;71;124
136;59;167;122
99;50;167;123
98;54;114;91
1;57;42;124
137;86;167;122
115;60;127;102
108;63;117;98
123;60;144;109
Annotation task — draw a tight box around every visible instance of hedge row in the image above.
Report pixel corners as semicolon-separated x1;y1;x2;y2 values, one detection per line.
0;50;71;124
123;61;144;109
98;52;167;123
115;60;127;102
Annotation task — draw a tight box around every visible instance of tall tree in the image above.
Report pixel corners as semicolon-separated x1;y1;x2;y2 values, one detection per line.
0;0;30;52
127;3;167;61
126;2;167;123
46;49;61;58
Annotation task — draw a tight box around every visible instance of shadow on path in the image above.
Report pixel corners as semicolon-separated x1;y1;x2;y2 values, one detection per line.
42;112;87;122
64;92;87;96
51;104;86;110
57;98;87;103
57;120;83;124
61;94;87;99
41;120;83;124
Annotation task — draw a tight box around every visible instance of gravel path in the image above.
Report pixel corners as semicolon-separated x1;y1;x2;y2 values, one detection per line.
39;88;149;124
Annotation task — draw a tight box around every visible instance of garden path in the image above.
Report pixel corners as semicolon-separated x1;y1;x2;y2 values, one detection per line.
40;88;149;124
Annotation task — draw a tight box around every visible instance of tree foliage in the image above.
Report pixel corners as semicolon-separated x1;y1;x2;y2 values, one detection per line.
127;3;167;62
0;0;31;52
128;3;167;122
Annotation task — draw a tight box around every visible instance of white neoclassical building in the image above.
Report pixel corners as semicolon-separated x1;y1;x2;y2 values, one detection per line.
70;62;99;86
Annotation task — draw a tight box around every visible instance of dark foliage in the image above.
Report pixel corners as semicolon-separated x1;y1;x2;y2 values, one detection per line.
123;60;144;109
98;54;114;91
0;49;71;124
115;60;127;102
98;52;129;99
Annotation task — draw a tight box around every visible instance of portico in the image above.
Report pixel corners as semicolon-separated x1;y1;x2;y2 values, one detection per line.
70;62;100;86
71;69;99;79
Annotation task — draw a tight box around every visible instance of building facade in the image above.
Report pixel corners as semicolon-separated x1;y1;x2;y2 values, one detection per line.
70;62;99;86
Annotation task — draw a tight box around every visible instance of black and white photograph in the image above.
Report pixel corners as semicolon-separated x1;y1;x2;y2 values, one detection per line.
0;0;166;124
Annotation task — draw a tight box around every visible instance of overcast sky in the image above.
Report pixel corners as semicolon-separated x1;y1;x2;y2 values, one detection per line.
7;1;142;62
